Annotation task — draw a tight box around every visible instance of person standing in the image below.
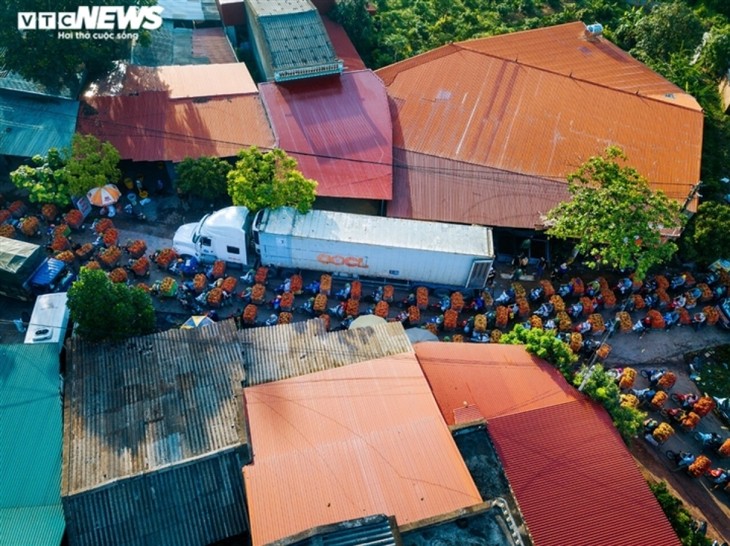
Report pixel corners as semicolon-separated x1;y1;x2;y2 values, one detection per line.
536;256;547;278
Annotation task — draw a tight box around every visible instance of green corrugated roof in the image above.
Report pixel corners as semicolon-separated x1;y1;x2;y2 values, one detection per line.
0;91;78;158
0;344;65;545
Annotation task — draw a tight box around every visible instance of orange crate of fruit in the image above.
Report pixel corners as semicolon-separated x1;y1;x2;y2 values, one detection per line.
251;283;266;305
254;266;268;285
416;287;429;310
374;301;389;319
280;292;294;312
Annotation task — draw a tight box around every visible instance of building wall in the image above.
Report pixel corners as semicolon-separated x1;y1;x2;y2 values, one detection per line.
62;448;249;546
243;5;274;81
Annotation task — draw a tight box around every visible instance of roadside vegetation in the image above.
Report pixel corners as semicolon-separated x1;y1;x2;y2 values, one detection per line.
501;324;646;442
649;481;713;546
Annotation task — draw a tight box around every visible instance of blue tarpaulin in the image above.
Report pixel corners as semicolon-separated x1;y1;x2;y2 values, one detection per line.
29;258;65;289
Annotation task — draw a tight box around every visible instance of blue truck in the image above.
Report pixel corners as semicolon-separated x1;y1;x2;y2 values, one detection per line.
0;236;75;301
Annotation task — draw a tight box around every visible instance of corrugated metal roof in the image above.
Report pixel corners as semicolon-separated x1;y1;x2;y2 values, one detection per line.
243;354;483;546
388;149;572;230
259;70;392;199
256;208;493;255
489;402;681;546
0;92;78;157
270;514;401;546
0;63;77;99
239;319;413;386
378;23;703;225
62;448;249;546
416;343;575;425
321;16;366;72
62;320;247;495
132;25;236;66
416;343;681;546
0;344;65;545
89;63;257;98
77;92;275;162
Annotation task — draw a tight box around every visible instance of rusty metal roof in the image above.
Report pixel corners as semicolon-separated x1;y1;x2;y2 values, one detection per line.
378;22;703;225
191;27;237;63
239;319;412;386
77;91;275;162
322;16;366;72
88;63;257;98
243;353;483;545
417;343;575;424
63;320;247;495
416;342;681;546
259;70;392;199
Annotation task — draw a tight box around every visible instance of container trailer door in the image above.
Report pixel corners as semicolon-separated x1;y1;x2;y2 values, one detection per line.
465;260;493;289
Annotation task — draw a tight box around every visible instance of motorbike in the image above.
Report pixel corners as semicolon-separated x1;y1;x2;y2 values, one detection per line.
336;283;351;300
534;302;554;319
670;274;688;291
328;302;346;319
641;368;667;386
275;278;292;294
239;268;256;285
303;280;321;295
632;318;652;337
615;278;634;295
567;302;583;319
665;449;697;470
574;321;592;335
528;286;544;302
713;284;728;300
265;314;278;326
543;318;558;331
580;338;601;356
585;280;602;298
670;392;699;409
707;468;730;489
631;387;657;405
663;311;680;329
169;256;200;277
495;289;515;306
471;332;491;343
177;293;204;315
693;431;724;451
557;283;573;298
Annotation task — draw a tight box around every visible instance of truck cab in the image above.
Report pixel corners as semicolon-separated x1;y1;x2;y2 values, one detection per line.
173;206;251;266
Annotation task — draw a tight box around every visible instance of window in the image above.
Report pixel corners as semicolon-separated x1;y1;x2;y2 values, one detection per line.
200;237;211;247
226;246;240;255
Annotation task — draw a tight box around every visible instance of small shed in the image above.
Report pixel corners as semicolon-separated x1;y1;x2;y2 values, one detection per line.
62;320;249;546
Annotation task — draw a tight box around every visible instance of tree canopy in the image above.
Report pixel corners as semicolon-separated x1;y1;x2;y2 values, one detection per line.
680;201;730;266
0;0;155;92
546;146;684;279
67;268;156;342
10;149;71;206
176;156;232;203
500;323;576;380
227;147;317;213
64;134;122;197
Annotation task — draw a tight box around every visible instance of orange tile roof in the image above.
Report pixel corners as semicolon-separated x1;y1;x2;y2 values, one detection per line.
416;342;681;546
378;22;703;225
243;353;482;545
77;92;275;162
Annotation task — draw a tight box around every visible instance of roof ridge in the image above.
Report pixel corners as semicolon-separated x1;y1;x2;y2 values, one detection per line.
451;41;701;113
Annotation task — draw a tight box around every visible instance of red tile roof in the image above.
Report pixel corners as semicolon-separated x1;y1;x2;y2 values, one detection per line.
243;353;482;546
259;70;392;199
77;93;275;162
378;22;703;227
416;342;681;546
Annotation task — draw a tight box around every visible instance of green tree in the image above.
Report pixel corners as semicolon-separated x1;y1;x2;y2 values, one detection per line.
500;323;576;380
680;201;730;266
330;0;376;67
176;156;232;203
649;481;713;546
10;149;71;206
631;1;705;65
64;134;122;197
697;24;730;78
546;146;684;279
67;268;155;342
0;0;156;93
573;364;646;442
227;147;317;213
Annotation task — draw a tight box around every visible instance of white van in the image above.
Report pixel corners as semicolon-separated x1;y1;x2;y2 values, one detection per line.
24;292;70;353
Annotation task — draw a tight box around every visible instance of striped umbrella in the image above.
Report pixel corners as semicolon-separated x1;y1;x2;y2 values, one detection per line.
86;184;122;207
180;315;215;329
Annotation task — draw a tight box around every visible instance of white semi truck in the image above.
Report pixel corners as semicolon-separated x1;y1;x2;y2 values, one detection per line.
173;207;494;289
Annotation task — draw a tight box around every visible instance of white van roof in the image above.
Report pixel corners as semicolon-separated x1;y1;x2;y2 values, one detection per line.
24;292;70;353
